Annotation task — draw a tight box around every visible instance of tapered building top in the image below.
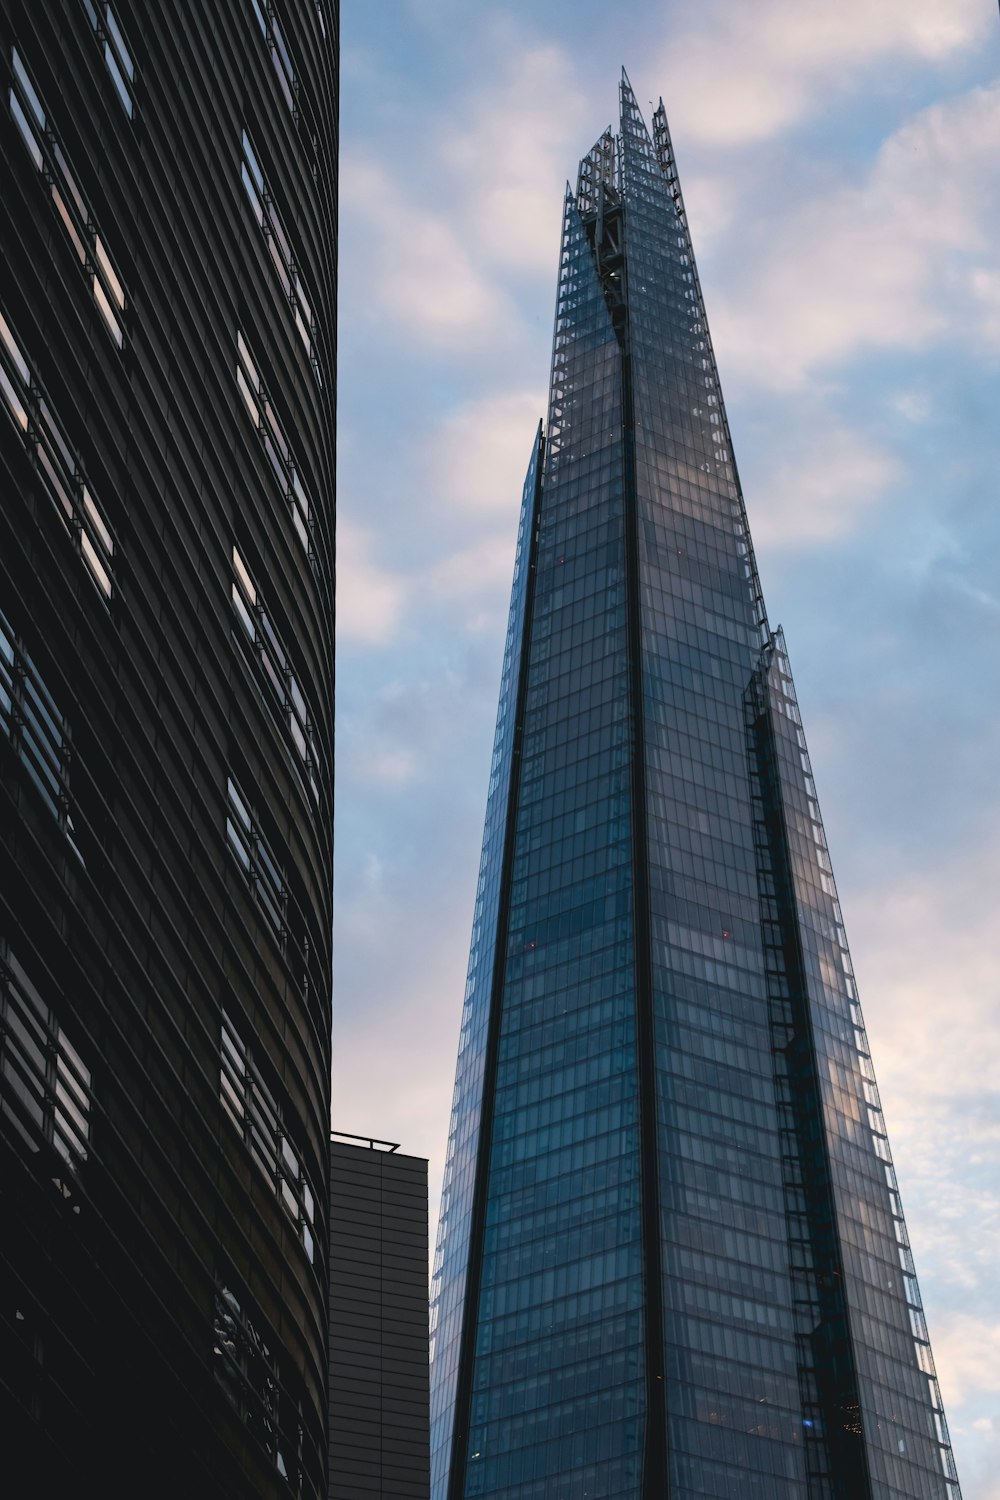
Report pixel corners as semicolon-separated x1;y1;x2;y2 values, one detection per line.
429;75;961;1500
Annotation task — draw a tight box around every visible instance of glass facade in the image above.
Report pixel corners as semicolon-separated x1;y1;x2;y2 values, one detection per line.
430;74;961;1500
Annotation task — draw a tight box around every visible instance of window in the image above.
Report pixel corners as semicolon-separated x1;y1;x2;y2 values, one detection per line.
213;1285;283;1466
8;48;127;345
82;0;135;117
240;131;321;385
250;0;297;120
0;309;115;599
235;331;312;558
0;945;91;1170
226;775;287;944
231;546;320;803
219;1008;318;1264
1;607;81;854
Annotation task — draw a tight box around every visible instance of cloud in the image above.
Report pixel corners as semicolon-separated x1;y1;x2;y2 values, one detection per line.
931;1318;1000;1407
348;746;418;787
710;82;1000;386
442;42;589;274
340;33;588;363
843;818;1000;1328
340;155;518;349
336;518;409;645
657;0;990;146
747;413;902;547
429;389;545;516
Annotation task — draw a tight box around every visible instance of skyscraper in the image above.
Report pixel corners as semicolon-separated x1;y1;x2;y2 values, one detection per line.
429;74;960;1500
0;3;335;1496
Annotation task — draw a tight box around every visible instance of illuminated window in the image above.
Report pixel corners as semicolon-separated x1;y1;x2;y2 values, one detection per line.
231;546;320;803
0;306;115;599
1;608;81;857
82;0;135;118
249;0;297;120
226;775;287;945
213;1284;281;1464
8;48;127;345
220;1007;318;1264
240;130;322;385
235;331;312;558
0;945;91;1171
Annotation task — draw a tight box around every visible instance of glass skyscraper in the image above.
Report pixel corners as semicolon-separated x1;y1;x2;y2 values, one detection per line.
429;74;960;1500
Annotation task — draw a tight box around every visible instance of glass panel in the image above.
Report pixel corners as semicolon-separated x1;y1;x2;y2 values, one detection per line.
51;188;88;263
52;144;87;222
232;546;257;604
271;18;294;86
55;1076;89;1140
261;648;284;701
220;1066;244;1124
9;93;43;171
289;715;306;761
260;610;285;669
255;838;282;897
22;671;63;753
81;530;113;597
236;365;259;425
36;445;74;524
242;131;264;192
103;41;133;117
104;6;134;80
94;236;125;309
232;585;256;641
0;310;31;387
240;165;264;225
57;1031;89;1088
226;817;251;871
93;277;124;347
12;49;45;127
291;471;309;523
0;364;29;431
82;488;114;555
263;401;288;465
227;778;251;831
270;209;292;271
38;400;77;478
267;235;291;296
236;331;260;389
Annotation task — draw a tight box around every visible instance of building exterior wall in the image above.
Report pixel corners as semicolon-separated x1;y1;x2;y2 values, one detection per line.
329;1137;430;1499
0;3;337;1495
429;75;961;1500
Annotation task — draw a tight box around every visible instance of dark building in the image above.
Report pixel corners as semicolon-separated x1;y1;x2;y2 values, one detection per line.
0;2;336;1496
429;75;962;1500
329;1133;430;1500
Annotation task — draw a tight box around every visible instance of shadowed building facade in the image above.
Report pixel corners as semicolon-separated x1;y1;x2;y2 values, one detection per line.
428;74;961;1500
0;2;336;1495
329;1134;430;1499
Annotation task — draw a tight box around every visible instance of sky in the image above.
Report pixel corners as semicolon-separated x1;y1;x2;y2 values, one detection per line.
334;2;1000;1492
